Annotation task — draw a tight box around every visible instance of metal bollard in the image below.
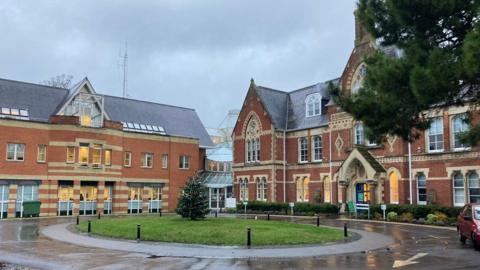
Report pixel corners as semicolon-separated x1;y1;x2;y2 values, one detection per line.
215;211;218;218
88;220;91;236
98;213;101;220
159;208;162;217
76;215;79;225
344;223;348;237
267;213;270;221
247;227;251;249
316;215;320;227
136;224;141;242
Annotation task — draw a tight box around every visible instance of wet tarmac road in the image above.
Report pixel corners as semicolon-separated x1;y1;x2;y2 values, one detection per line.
0;216;479;270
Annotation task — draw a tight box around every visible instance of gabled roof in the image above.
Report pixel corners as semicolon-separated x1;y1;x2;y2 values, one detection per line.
0;77;213;148
253;78;339;131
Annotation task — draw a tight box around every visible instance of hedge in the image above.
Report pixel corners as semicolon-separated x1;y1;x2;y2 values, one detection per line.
368;204;462;219
235;201;339;215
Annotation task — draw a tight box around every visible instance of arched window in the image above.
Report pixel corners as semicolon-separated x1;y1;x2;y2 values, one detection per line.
427;117;444;152
312;135;322;161
389;171;399;204
239;178;249;201
452;115;470;150
256;177;267;201
324;176;331;203
355;123;364;145
417;173;427;205
296;177;309;202
299;137;308;163
305;94;321;117
245;117;261;163
351;63;366;96
453;172;465;206
468;172;479;203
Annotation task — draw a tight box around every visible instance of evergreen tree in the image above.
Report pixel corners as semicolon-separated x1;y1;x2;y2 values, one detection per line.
330;0;480;145
175;173;209;220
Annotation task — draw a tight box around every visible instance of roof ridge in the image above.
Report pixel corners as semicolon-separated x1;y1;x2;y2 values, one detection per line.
0;77;70;92
101;93;195;111
256;85;288;94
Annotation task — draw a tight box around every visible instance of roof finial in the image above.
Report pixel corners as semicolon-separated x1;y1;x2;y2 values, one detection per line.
250;77;256;86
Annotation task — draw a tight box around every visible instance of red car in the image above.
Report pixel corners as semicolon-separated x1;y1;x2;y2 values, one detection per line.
457;203;480;250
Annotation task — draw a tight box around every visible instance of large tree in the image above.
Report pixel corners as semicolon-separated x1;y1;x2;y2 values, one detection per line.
175;173;209;220
330;0;480;145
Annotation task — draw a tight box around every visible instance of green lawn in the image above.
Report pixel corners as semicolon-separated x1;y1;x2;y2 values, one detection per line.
76;216;345;246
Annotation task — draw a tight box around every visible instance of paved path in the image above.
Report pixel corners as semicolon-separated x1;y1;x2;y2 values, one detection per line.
41;222;393;258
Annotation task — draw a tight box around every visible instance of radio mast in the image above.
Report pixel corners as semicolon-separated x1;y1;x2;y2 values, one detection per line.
122;42;128;98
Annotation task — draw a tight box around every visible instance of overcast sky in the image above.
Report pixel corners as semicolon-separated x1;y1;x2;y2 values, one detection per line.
0;1;357;128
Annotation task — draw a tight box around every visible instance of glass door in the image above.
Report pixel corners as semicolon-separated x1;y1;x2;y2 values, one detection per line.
128;186;143;214
80;185;98;215
148;186;162;213
0;185;8;219
16;185;39;217
103;185;113;215
355;183;370;204
58;185;74;216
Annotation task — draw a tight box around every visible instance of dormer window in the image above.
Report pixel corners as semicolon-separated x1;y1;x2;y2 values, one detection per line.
305;93;321;117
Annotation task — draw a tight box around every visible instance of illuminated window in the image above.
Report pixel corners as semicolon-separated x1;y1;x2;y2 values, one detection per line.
79;144;89;165
256;177;267;201
324;176;331;203
427;117;444;152
179;155;190;169
6;143;24;161
299;137;308;163
296;177;310;202
104;186;112;201
37;145;47;163
312;135;322;161
80;186;97;201
10;109;19;115
389;171;399;204
452;115;470;150
58;185;74;201
162;154;168;169
92;144;102;166
305;93;321;117
104;149;112;166
124;151;131;167
66;146;75;163
417;173;427;205
142;153;153;168
453;172;465;206
148;186;162;200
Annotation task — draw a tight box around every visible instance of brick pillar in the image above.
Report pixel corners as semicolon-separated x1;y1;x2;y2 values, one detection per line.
39;180;52;217
49;180;59;216
8;184;18;218
97;181;105;215
161;185;169;212
369;184;376;205
73;180;81;215
142;186;149;213
113;181;128;214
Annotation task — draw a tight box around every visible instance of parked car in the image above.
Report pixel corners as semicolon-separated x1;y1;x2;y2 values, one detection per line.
457;203;480;250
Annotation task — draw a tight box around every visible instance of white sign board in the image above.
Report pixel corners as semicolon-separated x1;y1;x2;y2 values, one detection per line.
381;204;387;211
226;198;237;208
289;202;294;208
243;201;248;206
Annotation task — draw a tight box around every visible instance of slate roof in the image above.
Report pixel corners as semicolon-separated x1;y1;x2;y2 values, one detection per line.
254;79;338;131
355;146;386;173
0;78;213;148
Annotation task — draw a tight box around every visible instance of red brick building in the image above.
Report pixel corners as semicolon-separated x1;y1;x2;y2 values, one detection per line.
232;15;480;208
0;77;212;218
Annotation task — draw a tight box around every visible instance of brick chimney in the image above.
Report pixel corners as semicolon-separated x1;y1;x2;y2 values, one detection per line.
354;10;374;47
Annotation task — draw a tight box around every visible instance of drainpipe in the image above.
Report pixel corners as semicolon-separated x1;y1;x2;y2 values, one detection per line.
283;98;289;203
408;141;413;204
329;125;333;203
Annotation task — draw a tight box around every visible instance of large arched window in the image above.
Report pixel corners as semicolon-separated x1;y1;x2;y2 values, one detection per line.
256;177;267;201
305;93;321;117
453;172;465;206
351;63;366;96
245;117;261;163
312;135;322;161
323;176;331;203
452;115;470;150
468;172;479;203
417;173;427;205
239;178;249;201
355;123;364;145
296;177;309;202
389;171;399;204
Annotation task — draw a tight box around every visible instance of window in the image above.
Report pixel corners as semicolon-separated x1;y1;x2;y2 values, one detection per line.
66;147;75;163
389;171;399;204
324;176;331;203
351;63;366;96
79;144;89;165
37;145;47;163
245;117;261;163
80;106;92;127
58;185;74;201
312;135;322;161
239;178;249;201
124;151;132;167
128;186;143;213
142;153;153;168
148;186;162;200
104;149;112;166
162;154;168;169
10;109;19;115
179;155;190;169
6;143;25;161
80;185;97;201
452;115;470;150
299;137;308;163
92;144;102;167
355;123;364;145
427;117;444;152
417;173;427;205
453;172;465;206
1;108;9;114
256;177;267;201
305;93;321;117
255;139;260;162
468;172;480;203
296;176;310;202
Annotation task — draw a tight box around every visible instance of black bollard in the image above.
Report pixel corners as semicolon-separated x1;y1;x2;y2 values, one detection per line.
316;215;320;227
159;208;162;217
88;220;91;235
215;211;218;218
247;227;251;249
136;224;141;242
344;223;348;237
267;213;270;221
98;213;101;220
76;215;79;225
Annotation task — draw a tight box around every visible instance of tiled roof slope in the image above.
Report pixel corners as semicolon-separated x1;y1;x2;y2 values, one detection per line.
0;78;213;148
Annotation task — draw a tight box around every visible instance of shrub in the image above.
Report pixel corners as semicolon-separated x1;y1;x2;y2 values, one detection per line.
373;212;384;220
236;201;339;215
387;211;398;221
400;212;414;223
425;214;438;225
369;204;462;220
434;211;448;223
225;208;237;214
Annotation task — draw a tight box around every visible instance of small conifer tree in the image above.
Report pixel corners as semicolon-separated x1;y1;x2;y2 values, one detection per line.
175;173;209;220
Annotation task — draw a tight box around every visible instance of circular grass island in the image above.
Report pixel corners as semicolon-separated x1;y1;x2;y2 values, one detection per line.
76;216;346;246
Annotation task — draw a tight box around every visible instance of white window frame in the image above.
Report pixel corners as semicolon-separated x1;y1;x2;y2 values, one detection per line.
66;146;75;163
312;135;322;161
354;123;364;145
427;117;444;153
78;144;89;165
142;153;153;168
6;143;25;162
179;155;190;169
92;144;102;167
323;176;331;203
239;178;249;201
124;151;132;167
305;93;321;117
162;154;168;169
298;137;308;163
256;177;267;201
37;145;47;163
104;149;112;166
468;172;480;204
451;114;470;151
416;173;427;205
453;172;465;207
